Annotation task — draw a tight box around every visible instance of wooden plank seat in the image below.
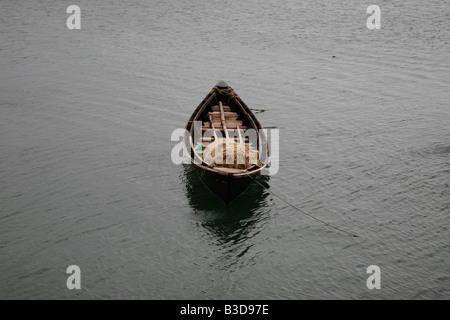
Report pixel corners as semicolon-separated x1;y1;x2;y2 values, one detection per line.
209;111;239;119
209;116;238;124
223;122;245;129
201;134;249;142
212;121;224;127
202;125;248;131
211;105;231;112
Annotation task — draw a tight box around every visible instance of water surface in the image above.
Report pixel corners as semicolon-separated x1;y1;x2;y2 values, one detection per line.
1;0;449;299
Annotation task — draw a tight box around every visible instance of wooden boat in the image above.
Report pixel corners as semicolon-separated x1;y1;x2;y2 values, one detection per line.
183;81;268;203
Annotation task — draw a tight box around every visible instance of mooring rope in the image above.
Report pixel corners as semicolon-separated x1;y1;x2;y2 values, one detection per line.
248;175;360;238
214;86;239;101
204;88;358;238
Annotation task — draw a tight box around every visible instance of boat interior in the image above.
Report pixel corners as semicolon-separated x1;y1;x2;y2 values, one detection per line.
192;99;260;174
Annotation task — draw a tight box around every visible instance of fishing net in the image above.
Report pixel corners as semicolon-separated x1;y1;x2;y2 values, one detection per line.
214;86;239;102
203;138;259;169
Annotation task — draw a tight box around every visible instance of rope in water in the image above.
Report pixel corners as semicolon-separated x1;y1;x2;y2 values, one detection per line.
208;88;358;237
248;175;360;238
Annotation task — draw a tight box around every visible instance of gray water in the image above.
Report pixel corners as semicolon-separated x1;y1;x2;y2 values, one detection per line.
1;0;449;300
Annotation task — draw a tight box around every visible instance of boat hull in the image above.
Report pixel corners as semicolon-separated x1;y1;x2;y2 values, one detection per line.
183;81;269;204
195;165;257;204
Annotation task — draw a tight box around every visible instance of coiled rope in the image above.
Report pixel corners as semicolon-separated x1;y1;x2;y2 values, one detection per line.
214;86;239;101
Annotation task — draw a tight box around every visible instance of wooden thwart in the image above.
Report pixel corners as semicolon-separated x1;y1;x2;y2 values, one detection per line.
212;105;231;112
209;111;238;118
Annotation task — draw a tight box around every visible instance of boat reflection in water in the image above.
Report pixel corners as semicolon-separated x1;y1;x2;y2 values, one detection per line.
182;164;271;256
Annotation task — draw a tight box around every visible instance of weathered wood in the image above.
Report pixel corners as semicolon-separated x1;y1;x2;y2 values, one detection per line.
223;123;245;130
209;111;238;118
236;125;243;144
208;113;218;140
212;105;231;112
226;118;243;123
214;167;246;174
219;101;229;139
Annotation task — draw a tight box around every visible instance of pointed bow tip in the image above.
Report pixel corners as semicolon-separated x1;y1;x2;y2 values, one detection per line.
216;80;229;88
